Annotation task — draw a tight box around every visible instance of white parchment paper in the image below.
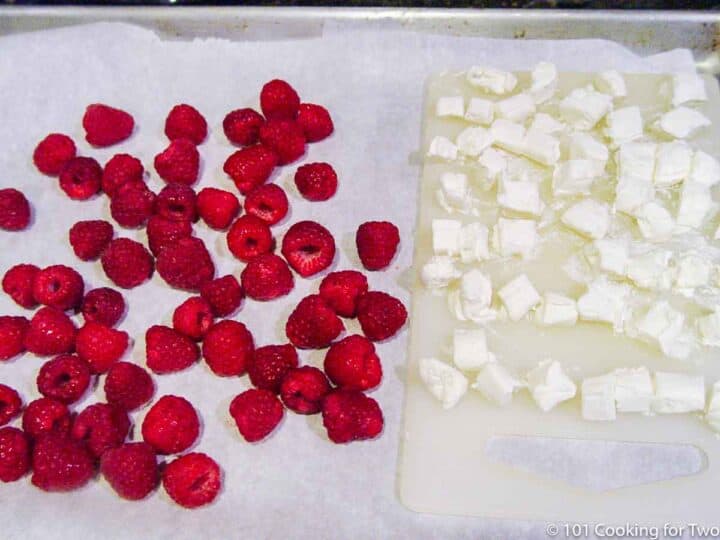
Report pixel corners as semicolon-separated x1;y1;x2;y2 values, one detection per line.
0;22;696;540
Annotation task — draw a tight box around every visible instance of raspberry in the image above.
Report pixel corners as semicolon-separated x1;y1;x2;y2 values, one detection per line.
31;433;95;492
146;215;192;256
83;103;135;147
110;181;156;228
0;427;31;482
241;253;293;301
36;354;91;404
156;237;215;291
356;221;400;271
142;395;199;454
75;322;129;374
172;296;214;341
223;108;265;146
71;402;130;459
324;335;382;391
279;366;331;415
196;187;240;230
156;183;198;222
229;389;284;442
101;238;154;289
165;104;208;145
258;119;306;165
33;133;76;176
22;397;71;437
227;214;274;262
163;452;221;509
199;275;244;317
223;144;278;195
202;320;254;377
25;307;76;356
69;220;114;261
81;287;125;327
0;384;22;426
154;138;199;186
32;264;84;311
0;316;29;360
101;442;159;500
356;291;407;342
321;389;384;444
104;361;154;411
294;162;338;201
0;188;31;231
260;79;300;121
319;271;369;318
145;325;199;375
285;295;344;349
59;157;102;200
247;344;298;393
2;263;40;308
296;103;334;143
281;221;336;277
102;153;144;196
244;184;288;226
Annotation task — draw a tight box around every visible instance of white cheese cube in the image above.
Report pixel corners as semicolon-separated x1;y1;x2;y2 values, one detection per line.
526;359;577;412
491;119;526;155
418;357;468;410
635;201;675;242
676;182;714;230
614;367;654;414
436;172;472;215
614;175;654;215
656;106;711;139
529;62;558;104
552;160;598;197
604;106;643;147
495;93;536;123
617;142;656;181
472;363;522;406
522;128;560;166
636;301;694;360
458;222;490;263
432;219;462;256
428;136;458;160
466;66;517;95
697;310;720;347
453;328;496;371
559;86;613;130
421;256;461;290
478;148;507;183
595;70;627;98
675;253;711;290
672;73;707;107
530;113;564;135
654;141;692;186
535;292;578;326
465;97;495;125
561;199;610;240
626;249;673;291
568;132;609;166
652;372;705;414
491;218;539;259
594;238;629;276
449;269;495;324
498;274;541;321
706;381;720;432
436;96;465;118
456;126;493;157
688;150;720;187
577;276;631;332
581;374;617;421
497;178;544;217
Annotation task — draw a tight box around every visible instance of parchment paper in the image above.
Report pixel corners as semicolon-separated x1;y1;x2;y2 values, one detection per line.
0;22;697;540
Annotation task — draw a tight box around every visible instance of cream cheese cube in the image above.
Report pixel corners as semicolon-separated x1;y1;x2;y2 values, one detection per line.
595;238;630;276
676;182;714;230
418;357;468;410
672;73;707;107
604;106;643;147
522;128;560;166
535;292;578;326
617;142;656;181
472;363;522;406
428;136;458;160
456;126;493;157
421;256;461;291
498;274;541;321
654;141;692;186
652;372;705;414
491;119;526;155
582;374;617;421
614;367;654;413
466;66;517;95
559;86;613;130
436;96;465;118
706;381;720;432
453;328;496;371
530;113;564;135
530;62;558;104
436;172;472;215
465;97;495;125
688;150;720;187
449;269;495;323
432;219;462;256
497;178;544;217
697;310;720;347
552;160;599;197
626;249;674;291
458;222;490;263
656;106;711;139
526;359;577;412
595;70;627;98
636;301;694;360
675;253;711;290
614;175;654;215
577;276;631;332
561;199;610;240
568;132;609;166
492;218;539;259
478;148;507;183
635;201;675;242
495;93;536;123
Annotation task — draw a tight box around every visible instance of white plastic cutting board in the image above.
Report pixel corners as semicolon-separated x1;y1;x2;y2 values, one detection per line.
399;72;720;524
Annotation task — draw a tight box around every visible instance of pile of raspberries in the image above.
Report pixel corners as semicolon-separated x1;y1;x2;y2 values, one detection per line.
0;80;407;509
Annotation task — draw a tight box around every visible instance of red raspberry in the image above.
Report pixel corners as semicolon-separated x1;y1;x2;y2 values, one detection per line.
31;432;94;492
83;103;134;147
196;187;240;230
244;184;288;225
223;144;278;195
33;133;76;176
81;287;125;327
32;264;84;311
227;214;273;262
101;442;159;500
229;389;284;442
0;384;22;426
324;335;382;391
71;402;130;458
202;320;254;377
0;188;31;231
163;452;221;509
75;322;129;374
297;103;334;143
154;138;199;186
156;183;198;222
172;296;214;341
247;344;298;393
260;79;300;121
223;108;265;146
69;220;114;261
102;153;144;196
142;395;199;454
0;427;31;482
25;307;76;356
101;238;154;289
281;221;336;277
356;291;407;341
36;354;91;404
0;315;29;360
110;181;156;229
58;157;102;200
200;275;243;317
322;389;384;444
22;397;71;437
156;237;215;291
258;119;306;165
285;295;344;349
241;253;293;301
145;325;199;375
145;215;192;256
356;221;400;271
280;366;331;415
104;361;154;411
165;104;208;145
319;271;369;318
294;162;338;201
2;263;40;309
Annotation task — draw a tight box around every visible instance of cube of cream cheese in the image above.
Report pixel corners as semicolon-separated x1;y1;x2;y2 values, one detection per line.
432;219;462;256
428;136;458;160
595;238;629;276
652;372;705;414
625;249;674;291
636;301;694;360
634;201;675;242
535;292;578;326
456;126;493;157
672;72;707;107
466;66;517;95
498;274;541;321
577;276;631;332
595;70;627;98
614;367;654;414
617;142;656;181
465;97;494;125
522;128;560;166
561;199;610;240
436;96;465;118
675;253;711;290
418;357;468;410
656;106;711;139
614;175;654;215
697;310;720;347
421;256;461;291
453;328;496;371
450;269;494;323
492;218;539;259
436;172;472;215
458;222;490;263
581;374;617;421
654;141;692;186
495;93;536;123
705;380;720;432
559;86;613;130
526;359;577;412
604;106;643;147
530;112;564;135
478;148;507;183
552;160;599;197
568;132;609;166
529;61;558;104
676;182;714;230
472;363;522;406
497;178;544;217
688;150;720;186
491;119;526;155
